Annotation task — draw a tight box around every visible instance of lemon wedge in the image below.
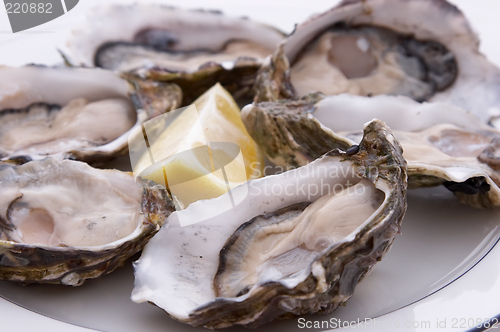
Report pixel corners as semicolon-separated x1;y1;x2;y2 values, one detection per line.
134;83;264;207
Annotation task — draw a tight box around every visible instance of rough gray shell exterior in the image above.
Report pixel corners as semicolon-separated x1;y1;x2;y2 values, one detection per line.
253;42;296;103
241;92;353;167
145;57;271;107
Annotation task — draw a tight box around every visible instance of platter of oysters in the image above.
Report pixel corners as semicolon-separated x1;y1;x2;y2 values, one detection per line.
1;0;500;331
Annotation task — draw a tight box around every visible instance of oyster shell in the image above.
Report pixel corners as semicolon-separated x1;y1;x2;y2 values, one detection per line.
254;0;500;124
0;66;181;164
131;119;407;328
62;5;285;106
0;158;174;285
242;93;500;208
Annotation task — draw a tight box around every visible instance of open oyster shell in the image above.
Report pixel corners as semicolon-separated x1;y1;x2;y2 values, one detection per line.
242;93;500;208
0;158;174;285
254;0;500;125
0;66;181;165
62;5;285;106
132;119;407;328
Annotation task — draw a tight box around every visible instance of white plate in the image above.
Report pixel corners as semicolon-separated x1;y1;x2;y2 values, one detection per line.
1;1;500;331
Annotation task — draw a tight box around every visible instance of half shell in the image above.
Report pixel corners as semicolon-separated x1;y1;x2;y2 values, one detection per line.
62;5;285;106
0;66;181;164
0;158;174;285
242;93;500;208
132;119;407;328
254;0;500;125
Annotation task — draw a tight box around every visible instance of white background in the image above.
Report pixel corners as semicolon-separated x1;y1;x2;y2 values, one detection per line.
1;0;500;67
1;1;500;332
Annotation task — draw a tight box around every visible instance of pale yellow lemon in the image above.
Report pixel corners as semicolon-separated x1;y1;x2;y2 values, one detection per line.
135;83;264;207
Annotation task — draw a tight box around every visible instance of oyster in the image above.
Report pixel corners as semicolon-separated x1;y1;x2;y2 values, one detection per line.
0;66;181;164
242;93;500;208
254;0;500;124
132;120;407;328
62;5;285;105
0;158;174;285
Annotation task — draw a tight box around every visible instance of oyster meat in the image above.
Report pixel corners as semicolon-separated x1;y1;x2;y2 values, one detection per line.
132;119;407;328
63;5;285;105
0;66;181;164
254;0;500;125
243;93;500;208
0;158;174;285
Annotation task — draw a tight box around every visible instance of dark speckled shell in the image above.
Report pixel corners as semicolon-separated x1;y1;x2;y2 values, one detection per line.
242;93;353;168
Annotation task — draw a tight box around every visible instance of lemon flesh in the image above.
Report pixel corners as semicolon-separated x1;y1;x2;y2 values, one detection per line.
135;83;264;207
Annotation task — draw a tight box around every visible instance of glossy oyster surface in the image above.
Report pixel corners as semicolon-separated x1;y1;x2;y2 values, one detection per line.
0;66;181;164
132;120;407;328
254;0;500;124
243;93;500;208
63;5;285;106
0;158;174;285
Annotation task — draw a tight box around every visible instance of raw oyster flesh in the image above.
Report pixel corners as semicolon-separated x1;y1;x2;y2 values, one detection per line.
0;158;174;285
254;0;500;124
63;5;285;105
132;119;407;328
0;66;181;164
242;93;500;208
